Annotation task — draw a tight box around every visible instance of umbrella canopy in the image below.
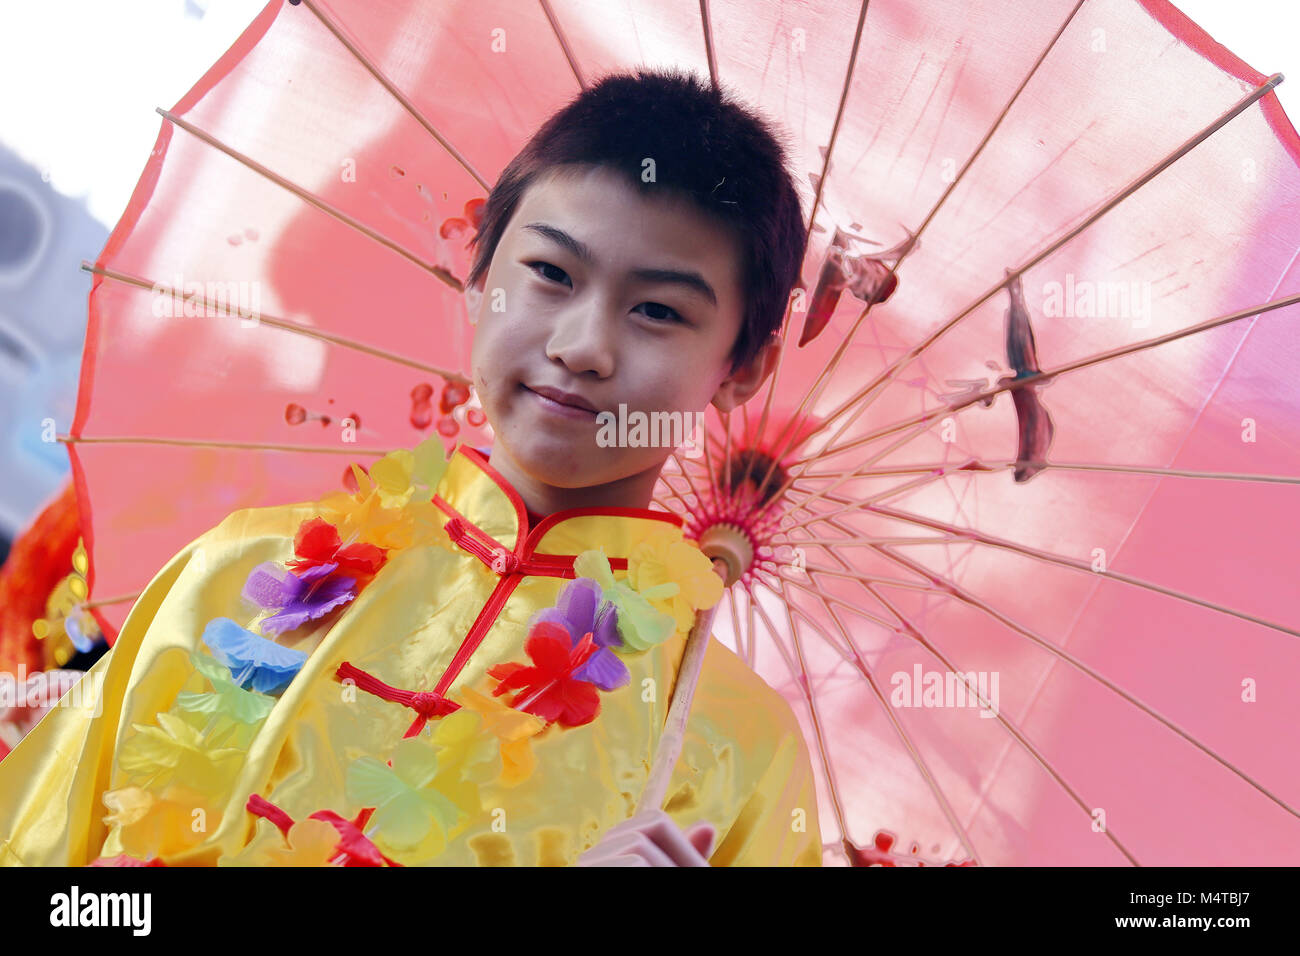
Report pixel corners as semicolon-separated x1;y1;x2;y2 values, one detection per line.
66;0;1300;864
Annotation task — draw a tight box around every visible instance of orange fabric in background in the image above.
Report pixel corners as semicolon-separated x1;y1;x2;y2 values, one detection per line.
0;481;82;676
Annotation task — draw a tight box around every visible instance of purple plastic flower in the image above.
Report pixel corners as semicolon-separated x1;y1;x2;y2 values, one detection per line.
531;577;628;691
242;561;358;636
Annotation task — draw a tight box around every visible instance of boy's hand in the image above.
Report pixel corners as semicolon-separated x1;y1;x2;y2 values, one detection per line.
577;810;715;866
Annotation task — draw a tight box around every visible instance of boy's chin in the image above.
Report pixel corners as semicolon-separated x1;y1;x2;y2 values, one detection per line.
501;440;666;490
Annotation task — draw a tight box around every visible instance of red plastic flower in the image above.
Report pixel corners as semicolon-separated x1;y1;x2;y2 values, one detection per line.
287;516;387;581
488;623;601;728
308;809;405;867
245;794;402;867
87;854;166;867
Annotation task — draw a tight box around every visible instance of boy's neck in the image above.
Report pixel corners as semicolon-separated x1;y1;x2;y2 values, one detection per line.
485;444;664;518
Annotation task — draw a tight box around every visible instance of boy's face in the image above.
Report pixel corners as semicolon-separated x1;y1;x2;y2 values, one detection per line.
467;164;774;511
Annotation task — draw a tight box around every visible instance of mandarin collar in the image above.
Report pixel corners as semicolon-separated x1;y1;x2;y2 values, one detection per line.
433;444;682;560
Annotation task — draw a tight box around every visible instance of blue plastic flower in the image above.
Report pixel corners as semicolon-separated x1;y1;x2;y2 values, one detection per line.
201;617;308;695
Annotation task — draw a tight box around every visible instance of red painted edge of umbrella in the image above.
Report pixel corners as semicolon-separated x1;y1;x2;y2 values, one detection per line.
1140;0;1300;165
72;0;283;644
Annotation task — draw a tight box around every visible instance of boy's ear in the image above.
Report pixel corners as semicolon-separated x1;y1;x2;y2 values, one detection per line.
711;336;781;413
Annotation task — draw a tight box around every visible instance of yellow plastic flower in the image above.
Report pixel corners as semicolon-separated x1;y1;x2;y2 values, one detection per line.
456;683;546;788
626;528;725;633
102;784;218;860
118;710;245;793
429;708;502;831
316;438;448;550
365;438;449;509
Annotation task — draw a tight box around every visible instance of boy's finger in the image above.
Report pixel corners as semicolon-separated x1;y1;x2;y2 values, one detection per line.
598;811;711;866
641;814;712;867
603;810;662;837
686;822;716;861
598;830;678;867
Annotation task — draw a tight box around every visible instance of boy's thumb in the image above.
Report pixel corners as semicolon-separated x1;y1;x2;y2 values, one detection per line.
687;822;716;860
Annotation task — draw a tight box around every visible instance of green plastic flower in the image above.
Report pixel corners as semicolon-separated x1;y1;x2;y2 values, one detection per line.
573;548;677;651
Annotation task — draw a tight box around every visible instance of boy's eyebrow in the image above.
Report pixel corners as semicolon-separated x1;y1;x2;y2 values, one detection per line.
521;221;718;307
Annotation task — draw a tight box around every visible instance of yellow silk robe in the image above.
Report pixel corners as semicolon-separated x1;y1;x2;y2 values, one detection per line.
0;444;821;866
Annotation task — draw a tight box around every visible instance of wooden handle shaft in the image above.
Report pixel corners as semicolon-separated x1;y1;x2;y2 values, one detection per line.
635;558;728;815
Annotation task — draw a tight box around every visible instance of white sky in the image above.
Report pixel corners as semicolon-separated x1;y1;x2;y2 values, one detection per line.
0;0;1295;228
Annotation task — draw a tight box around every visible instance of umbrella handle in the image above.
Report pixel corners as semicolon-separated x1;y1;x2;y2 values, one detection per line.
635;558;728;816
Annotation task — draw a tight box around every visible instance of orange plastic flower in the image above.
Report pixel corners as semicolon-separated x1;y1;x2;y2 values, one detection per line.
456;683;546;788
102;784;218;860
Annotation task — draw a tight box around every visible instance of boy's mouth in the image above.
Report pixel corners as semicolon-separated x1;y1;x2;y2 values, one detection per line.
521;383;599;420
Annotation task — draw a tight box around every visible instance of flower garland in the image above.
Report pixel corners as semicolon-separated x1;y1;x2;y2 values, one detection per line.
89;439;724;867
89;438;439;866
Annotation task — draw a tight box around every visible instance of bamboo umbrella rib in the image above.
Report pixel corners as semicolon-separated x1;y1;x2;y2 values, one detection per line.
867;538;1300;823
776;535;959;548
776;571;990;865
731;0;872;499
536;0;587;90
767;569;901;634
155;108;464;292
737;579;800;674
747;582;881;865
58;435;399;456
757;418;934;527
801;529;1142;864
740;590;803;700
725;588;748;684
82;592;144;610
722;408;734;499
790;496;1300;639
799;290;1300;466
698;0;719;90
794;459;1300;485
780;468;957;533
80;261;471;384
845;72;1284;435
738;393;752;459
750;0;1090;502
854;571;1141;865
297;0;490;191
699;411;719;502
744;585;757;670
778;73;1287;492
655;468;697;515
781;562;937;594
667;448;708;514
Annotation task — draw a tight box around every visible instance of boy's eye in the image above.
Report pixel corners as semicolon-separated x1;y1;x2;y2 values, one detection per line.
527;260;686;324
527;260;571;286
633;301;685;324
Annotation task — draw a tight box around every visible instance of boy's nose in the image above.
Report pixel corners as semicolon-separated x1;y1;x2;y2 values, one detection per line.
544;300;616;379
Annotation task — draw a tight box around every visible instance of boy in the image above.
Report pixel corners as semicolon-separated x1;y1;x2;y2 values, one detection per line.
0;67;819;867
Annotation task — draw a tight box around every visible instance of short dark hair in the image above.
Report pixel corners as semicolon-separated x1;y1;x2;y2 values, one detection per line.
466;67;806;373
